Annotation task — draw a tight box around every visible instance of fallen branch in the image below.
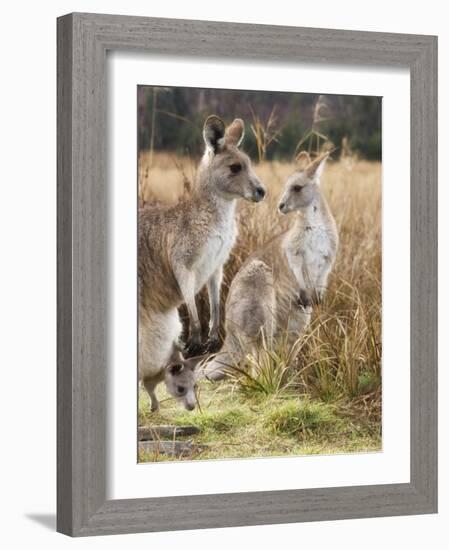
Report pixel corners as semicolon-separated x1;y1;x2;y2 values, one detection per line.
139;440;207;458
138;425;200;441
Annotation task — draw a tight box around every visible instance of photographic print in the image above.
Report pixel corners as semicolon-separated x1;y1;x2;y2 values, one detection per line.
137;86;382;462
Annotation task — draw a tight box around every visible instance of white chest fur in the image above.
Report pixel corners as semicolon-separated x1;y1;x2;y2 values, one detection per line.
285;224;333;289
194;204;237;291
301;226;332;283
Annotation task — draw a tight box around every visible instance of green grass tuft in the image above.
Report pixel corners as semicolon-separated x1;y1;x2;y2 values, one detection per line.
174;408;252;433
263;398;337;437
138;380;381;462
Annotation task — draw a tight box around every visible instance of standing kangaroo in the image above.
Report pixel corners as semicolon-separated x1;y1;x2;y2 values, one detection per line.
204;151;338;380
139;115;266;410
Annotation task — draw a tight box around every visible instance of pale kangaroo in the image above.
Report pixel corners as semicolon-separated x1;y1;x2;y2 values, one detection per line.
139;115;266;410
204;151;338;380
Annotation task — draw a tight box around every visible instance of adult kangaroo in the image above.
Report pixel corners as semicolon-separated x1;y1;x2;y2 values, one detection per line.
139;115;266;410
204;151;338;381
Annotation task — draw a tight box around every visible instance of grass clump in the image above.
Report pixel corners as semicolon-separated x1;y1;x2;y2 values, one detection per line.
138;155;382;462
175;408;251;434
234;345;297;397
263;398;337;437
138;381;381;462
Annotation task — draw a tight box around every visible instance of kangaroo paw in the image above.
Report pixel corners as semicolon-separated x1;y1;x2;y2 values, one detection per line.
297;289;312;309
205;336;221;354
184;339;206;358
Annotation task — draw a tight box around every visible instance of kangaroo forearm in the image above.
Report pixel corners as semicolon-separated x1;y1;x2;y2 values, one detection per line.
207;268;223;336
186;301;201;340
172;266;201;337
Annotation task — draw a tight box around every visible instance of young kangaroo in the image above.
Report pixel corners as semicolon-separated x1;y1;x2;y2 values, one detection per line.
204;151;338;380
139;344;203;412
139;115;266;409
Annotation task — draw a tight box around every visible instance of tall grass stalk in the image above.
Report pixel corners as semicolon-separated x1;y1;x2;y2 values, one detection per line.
139;152;382;421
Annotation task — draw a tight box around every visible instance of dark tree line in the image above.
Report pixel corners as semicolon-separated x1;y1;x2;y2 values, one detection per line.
138;86;381;161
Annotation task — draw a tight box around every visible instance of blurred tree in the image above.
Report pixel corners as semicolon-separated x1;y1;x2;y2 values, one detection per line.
137;86;381;161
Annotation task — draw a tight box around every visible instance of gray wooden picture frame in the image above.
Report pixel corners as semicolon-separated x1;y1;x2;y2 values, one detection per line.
57;12;438;537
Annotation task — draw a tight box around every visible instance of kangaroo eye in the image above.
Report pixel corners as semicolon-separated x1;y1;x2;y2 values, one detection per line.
230;163;242;174
176;386;186;396
292;184;303;192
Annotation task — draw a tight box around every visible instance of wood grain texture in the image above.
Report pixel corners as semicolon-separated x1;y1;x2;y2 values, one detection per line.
56;12;438;536
409;37;438;508
57;13;74;536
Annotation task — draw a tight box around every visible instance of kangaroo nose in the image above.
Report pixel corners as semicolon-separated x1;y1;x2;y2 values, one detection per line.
254;187;266;202
279;202;286;212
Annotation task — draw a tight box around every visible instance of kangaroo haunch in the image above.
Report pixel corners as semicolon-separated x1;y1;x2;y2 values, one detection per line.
138;115;266;411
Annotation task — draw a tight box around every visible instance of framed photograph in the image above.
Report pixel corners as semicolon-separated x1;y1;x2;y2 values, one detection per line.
57;13;437;536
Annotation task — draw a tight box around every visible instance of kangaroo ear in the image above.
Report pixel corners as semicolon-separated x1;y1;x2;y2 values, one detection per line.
295;151;311;171
203;115;226;153
225;118;245;147
166;362;184;376
306;152;329;181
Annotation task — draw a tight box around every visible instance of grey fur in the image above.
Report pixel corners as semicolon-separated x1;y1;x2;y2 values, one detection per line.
138;115;266;408
204;152;338;380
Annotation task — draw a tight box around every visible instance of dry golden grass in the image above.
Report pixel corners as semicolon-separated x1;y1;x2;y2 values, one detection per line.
138;152;382;460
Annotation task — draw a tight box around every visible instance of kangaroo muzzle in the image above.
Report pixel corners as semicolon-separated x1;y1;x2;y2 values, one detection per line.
253;186;266;202
249;175;266;203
